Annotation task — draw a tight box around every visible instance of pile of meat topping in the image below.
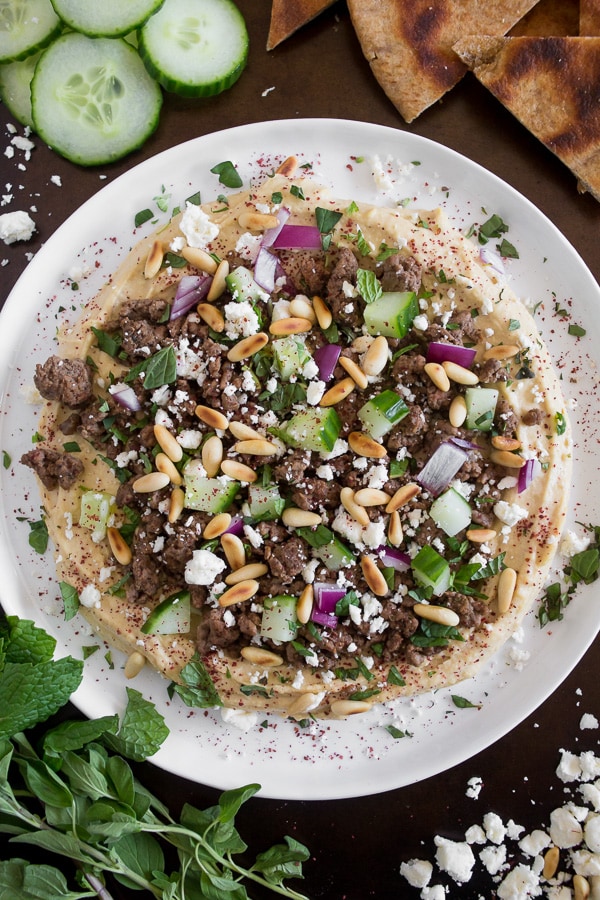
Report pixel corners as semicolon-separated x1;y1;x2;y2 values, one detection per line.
23;238;541;676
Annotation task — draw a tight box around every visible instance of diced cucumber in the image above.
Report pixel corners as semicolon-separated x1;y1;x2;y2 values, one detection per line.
225;266;269;303
0;50;40;128
31;33;162;166
50;0;165;37
0;0;61;63
465;387;499;431
358;390;408;439
260;594;298;644
138;0;248;98
363;291;419;338
272;336;311;381
141;590;191;635
429;488;471;537
247;484;285;522
79;489;115;541
411;546;451;597
314;536;355;571
183;462;239;513
278;407;341;453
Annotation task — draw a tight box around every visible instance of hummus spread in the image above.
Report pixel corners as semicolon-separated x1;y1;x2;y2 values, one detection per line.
22;165;572;719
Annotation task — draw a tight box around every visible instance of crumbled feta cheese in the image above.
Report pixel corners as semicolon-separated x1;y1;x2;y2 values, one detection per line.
479;844;507;876
306;380;326;405
235;231;262;260
412;313;429;331
496;864;540;899
493;500;528;527
434;836;475;884
519;829;551;857
220;708;258;731
184;549;227;586
549;806;583;848
79;584;101;608
483;812;507;844
224;300;260;339
466;776;483;799
580;713;599;730
0;209;35;244
560;529;592;558
400;859;433;889
179;202;219;248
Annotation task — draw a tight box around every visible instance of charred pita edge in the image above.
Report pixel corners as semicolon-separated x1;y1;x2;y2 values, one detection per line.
267;0;336;50
454;35;600;201
580;0;600;36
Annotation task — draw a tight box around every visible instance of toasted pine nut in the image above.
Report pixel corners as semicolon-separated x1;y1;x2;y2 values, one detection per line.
542;847;559;880
330;699;372;718
203;512;232;539
352;335;373;353
449;395;467;428
497;566;517;613
240;646;283;666
282;508;322;527
362;335;389;376
202;435;224;477
234;438;278;456
124;651;146;679
238;210;280;231
269;316;312;336
227;331;269;362
275;155;298;177
354;487;391;507
197;302;225;332
483;344;520;361
219;579;259;607
195;405;229;431
339;356;369;390
154;423;183;463
491;435;522;452
155;452;183;486
312;294;332;329
221;532;246;570
385;482;421;513
144;240;163;279
413;603;460;627
206;258;230;301
573;875;590;900
288;692;323;718
348;431;387;459
228;420;264;441
490;449;527;469
168;487;185;523
225;562;268;585
107;526;132;566
289;295;316;322
181;245;218;274
296;584;314;625
132;471;170;493
466;528;497;543
221;459;257;482
388;511;403;547
320;377;355;407
442;360;479;385
340;486;370;527
424;362;450;392
361;555;389;596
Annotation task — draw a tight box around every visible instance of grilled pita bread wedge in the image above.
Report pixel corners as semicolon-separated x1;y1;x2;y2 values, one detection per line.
509;0;579;36
454;36;600;202
346;0;540;123
580;0;600;35
267;0;336;50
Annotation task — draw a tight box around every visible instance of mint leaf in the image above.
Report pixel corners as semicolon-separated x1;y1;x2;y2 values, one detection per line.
27;518;48;554
172;653;223;708
43;715;120;758
0;616;56;666
126;346;177;391
356;268;382;304
59;582;79;622
103;688;168;762
0;859;82;900
210;160;243;189
0;657;83;739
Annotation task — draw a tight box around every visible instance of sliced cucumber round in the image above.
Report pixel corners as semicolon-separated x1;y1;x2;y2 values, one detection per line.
138;0;248;98
49;0;165;38
0;50;41;127
0;0;61;62
31;33;162;166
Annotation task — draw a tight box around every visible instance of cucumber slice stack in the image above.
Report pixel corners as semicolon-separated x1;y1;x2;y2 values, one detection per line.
0;0;249;166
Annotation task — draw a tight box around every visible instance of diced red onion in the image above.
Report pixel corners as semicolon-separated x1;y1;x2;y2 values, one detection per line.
416;441;469;497
517;457;540;493
261;206;291;248
313;344;341;382
272;224;322;250
313;582;346;613
253;247;278;292
426;342;477;369
311;609;339;629
376;545;411;571
171;273;211;320
225;515;245;537
110;383;142;412
479;245;505;274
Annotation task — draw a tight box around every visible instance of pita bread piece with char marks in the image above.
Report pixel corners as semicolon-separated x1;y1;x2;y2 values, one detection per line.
346;0;540;123
267;0;336;49
580;0;600;35
509;0;579;37
453;36;600;202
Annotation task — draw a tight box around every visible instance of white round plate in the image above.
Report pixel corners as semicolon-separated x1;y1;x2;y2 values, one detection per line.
1;119;598;800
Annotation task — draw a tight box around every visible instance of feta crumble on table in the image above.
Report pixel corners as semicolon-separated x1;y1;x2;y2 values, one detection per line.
0;209;36;244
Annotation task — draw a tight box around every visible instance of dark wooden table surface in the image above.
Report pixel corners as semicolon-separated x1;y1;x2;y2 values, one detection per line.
1;3;599;898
